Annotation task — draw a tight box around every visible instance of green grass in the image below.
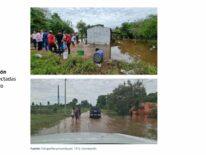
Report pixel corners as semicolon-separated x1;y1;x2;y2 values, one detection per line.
31;50;157;75
31;112;67;135
31;50;96;74
101;109;119;117
80;107;90;113
30;106;90;135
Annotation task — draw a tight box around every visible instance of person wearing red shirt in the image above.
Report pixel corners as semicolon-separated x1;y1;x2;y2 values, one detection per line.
63;31;71;54
48;30;56;52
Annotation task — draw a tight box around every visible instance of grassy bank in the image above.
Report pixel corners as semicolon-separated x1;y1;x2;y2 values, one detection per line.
31;50;157;75
31;113;67;135
31;106;90;135
101;109;119;117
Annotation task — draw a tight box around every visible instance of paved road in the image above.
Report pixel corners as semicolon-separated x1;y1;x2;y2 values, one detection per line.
37;111;157;140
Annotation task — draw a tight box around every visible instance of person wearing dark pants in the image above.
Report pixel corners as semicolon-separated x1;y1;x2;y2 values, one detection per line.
31;31;37;49
63;31;71;55
56;31;63;52
43;30;48;51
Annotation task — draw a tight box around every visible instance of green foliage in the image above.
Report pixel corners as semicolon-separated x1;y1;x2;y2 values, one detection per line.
101;109;118;117
31;8;48;32
143;92;157;102
76;20;87;38
101;80;147;116
96;95;107;108
31;8;73;33
31;50;156;75
31;51;96;74
72;98;78;105
112;15;157;40
31;113;66;134
120;22;133;38
80;100;92;108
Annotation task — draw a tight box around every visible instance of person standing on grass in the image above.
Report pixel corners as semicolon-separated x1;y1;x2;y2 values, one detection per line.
76;33;79;44
48;30;56;52
56;30;64;52
31;31;37;49
63;31;71;54
36;30;43;51
43;30;48;51
71;33;75;47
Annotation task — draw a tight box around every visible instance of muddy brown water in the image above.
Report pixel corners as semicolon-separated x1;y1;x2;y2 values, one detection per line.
72;40;157;66
37;111;157;140
111;40;157;65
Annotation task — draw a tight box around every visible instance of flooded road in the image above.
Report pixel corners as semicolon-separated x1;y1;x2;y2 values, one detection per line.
37;111;157;140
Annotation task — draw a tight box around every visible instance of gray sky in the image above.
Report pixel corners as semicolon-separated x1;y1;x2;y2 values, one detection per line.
48;8;157;31
31;79;157;105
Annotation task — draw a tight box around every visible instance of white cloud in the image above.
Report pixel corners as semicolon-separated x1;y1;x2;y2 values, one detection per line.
31;79;157;105
48;8;157;31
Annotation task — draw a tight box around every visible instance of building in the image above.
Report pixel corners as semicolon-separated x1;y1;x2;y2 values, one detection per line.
87;26;111;45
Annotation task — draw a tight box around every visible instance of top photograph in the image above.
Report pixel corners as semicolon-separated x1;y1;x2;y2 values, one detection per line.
30;7;157;75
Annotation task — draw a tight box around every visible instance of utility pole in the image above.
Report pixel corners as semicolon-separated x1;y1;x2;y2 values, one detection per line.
57;85;60;105
65;79;67;115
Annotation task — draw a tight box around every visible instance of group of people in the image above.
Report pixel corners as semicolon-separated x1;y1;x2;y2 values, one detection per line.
71;107;81;121
31;30;79;54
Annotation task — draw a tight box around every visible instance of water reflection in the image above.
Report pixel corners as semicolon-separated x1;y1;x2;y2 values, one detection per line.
111;40;157;65
37;112;157;140
111;46;134;63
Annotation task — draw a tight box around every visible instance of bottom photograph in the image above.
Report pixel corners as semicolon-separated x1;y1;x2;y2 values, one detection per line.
30;79;157;144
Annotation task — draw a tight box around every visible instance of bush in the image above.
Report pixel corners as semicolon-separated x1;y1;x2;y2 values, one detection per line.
31;51;96;74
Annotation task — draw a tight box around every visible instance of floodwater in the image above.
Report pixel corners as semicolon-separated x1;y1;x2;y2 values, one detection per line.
37;111;157;140
111;40;157;65
71;40;157;66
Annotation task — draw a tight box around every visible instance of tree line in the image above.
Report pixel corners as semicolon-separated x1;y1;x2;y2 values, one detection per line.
31;8;157;41
31;8;74;34
96;80;157;116
112;15;157;40
31;98;92;114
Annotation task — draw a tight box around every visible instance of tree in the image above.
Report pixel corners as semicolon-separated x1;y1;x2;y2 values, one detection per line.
47;13;73;34
72;98;78;104
143;92;157;102
96;95;107;109
47;101;50;106
76;20;87;40
112;14;157;40
31;8;73;34
31;8;48;32
103;80;147;116
80;100;92;108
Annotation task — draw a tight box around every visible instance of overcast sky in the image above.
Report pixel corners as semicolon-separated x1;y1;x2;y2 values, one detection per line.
31;79;157;105
48;8;157;31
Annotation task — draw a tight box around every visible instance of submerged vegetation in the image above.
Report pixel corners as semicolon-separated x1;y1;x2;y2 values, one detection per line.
31;50;157;75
